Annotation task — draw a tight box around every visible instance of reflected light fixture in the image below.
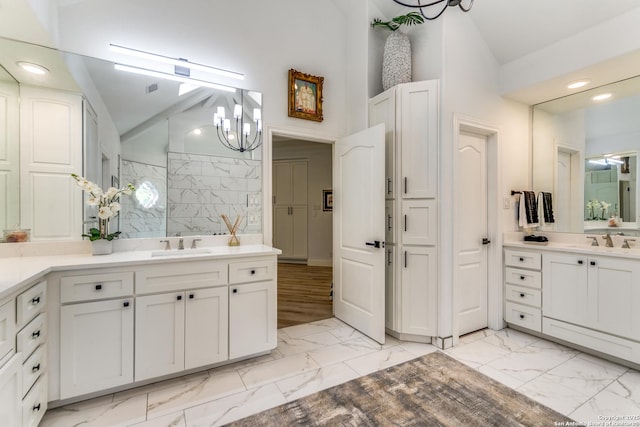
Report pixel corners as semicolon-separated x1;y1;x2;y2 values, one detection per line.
592;93;612;102
17;61;49;75
213;105;262;152
391;0;473;20
567;80;589;90
113;64;236;93
109;44;244;81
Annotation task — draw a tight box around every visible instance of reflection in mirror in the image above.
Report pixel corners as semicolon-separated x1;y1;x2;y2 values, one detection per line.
532;76;640;234
0;64;19;233
0;37;263;239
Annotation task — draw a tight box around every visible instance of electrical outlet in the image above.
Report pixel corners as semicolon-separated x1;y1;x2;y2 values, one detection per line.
503;197;511;209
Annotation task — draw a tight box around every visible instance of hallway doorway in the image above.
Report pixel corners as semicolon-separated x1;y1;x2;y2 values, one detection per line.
272;135;333;328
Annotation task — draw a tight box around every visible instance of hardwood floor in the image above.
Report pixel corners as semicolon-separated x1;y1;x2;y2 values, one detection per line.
277;262;333;328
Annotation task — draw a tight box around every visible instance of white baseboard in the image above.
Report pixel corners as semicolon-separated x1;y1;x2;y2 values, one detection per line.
307;259;332;267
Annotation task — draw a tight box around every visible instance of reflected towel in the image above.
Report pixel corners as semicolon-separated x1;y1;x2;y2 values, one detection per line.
537;192;555;225
518;191;539;228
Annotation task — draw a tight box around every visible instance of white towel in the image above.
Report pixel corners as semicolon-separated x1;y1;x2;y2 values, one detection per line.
518;192;539;229
537;193;546;227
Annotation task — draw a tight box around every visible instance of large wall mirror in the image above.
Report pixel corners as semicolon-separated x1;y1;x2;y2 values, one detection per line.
532;75;640;235
0;37;263;239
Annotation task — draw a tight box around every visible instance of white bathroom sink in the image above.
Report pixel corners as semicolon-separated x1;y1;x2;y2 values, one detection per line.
150;248;212;257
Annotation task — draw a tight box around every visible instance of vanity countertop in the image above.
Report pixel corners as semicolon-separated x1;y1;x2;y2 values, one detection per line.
0;244;282;300
503;240;640;260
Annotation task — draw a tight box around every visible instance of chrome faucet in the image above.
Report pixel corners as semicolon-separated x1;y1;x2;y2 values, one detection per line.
586;236;599;246
602;234;614;248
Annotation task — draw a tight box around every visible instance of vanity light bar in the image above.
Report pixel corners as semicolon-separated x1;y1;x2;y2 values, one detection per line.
109;44;244;81
114;64;236;93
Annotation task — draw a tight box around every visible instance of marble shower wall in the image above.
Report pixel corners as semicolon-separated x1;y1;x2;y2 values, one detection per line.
120;160;167;239
167;152;262;236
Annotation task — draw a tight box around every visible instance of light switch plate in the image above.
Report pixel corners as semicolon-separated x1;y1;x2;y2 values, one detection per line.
503;197;511;209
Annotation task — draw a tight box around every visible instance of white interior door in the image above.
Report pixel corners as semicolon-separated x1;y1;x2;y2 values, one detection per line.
457;130;488;336
334;124;385;344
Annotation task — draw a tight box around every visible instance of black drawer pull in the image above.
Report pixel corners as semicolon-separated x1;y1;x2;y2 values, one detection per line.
590;261;596;266
95;284;102;290
233;288;238;294
519;257;524;262
32;363;40;372
520;293;525;298
123;301;130;307
189;293;195;299
250;270;256;275
31;296;40;305
32;330;40;338
519;314;525;319
176;295;182;301
578;260;583;265
520;275;525;280
33;403;41;412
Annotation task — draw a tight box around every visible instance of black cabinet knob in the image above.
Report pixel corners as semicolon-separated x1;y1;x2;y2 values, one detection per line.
520;293;525;298
519;257;524;262
250;269;256;275
31;296;40;305
519;314;525;319
520;275;525;280
233;288;238;294
123;301;130;307
32;363;40;373
32;330;40;338
590;261;596;266
95;284;102;290
578;260;583;265
176;295;182;301
189;293;195;299
33;403;41;412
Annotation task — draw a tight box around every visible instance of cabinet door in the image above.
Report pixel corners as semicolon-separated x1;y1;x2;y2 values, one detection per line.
0;299;15;361
60;298;133;399
229;281;276;359
135;293;185;381
588;256;640;340
401;199;437;246
273;205;293;256
0;354;22;427
385;245;396;330
369;88;396;199
542;252;588;325
400;246;437;336
291;206;308;259
273;161;307;205
185;287;228;370
385;200;395;244
398;81;438;199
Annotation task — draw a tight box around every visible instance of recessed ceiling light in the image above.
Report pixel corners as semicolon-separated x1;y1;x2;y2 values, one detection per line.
17;61;49;75
592;93;612;101
193;128;202;135
567;80;589;90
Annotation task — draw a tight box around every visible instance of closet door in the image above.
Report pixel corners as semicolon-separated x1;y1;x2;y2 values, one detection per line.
272;160;308;259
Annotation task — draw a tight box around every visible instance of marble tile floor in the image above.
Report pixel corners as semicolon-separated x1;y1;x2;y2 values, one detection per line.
41;318;640;427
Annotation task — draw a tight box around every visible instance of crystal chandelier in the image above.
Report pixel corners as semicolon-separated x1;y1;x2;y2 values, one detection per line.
213;105;263;153
391;0;474;21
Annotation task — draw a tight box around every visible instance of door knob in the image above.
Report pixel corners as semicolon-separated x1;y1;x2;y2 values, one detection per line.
365;240;382;248
482;238;491;245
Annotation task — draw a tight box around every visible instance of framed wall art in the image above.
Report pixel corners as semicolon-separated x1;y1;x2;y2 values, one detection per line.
323;190;333;211
288;69;324;122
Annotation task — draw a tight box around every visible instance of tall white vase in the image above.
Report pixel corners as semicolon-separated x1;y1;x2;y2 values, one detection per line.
382;31;412;90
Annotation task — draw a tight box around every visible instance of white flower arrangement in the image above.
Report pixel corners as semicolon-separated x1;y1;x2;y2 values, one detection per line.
71;173;135;241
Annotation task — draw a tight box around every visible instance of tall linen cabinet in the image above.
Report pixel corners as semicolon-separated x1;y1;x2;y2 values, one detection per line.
369;80;439;342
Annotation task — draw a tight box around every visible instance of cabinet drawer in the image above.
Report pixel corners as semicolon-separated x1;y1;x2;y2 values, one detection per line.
505;284;541;308
505;267;541;289
504;249;541;270
137;261;228;294
22;374;47;427
505;302;541;332
0;299;15;361
17;314;46;358
61;272;133;303
401;199;437;246
22;344;45;398
229;259;276;284
16;281;47;328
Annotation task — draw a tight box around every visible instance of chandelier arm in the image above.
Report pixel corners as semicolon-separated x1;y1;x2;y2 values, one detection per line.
391;0;446;9
216;125;242;152
458;0;473;12
245;131;262;151
421;4;448;20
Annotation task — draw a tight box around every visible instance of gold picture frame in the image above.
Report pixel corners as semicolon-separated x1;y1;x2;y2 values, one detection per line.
288;69;324;122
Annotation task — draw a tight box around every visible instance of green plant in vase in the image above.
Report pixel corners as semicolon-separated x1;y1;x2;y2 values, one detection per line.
71;173;135;241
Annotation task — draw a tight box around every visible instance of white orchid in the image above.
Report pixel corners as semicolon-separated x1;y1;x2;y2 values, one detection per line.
71;173;135;241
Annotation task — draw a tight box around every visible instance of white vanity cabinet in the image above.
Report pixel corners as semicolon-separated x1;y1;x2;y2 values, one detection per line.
59;272;134;399
0;353;22;426
369;80;439;341
543;252;640;342
228;258;277;359
504;248;542;332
